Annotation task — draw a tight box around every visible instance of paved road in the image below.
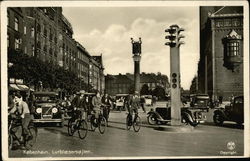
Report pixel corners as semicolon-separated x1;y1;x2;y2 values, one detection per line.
8;107;244;158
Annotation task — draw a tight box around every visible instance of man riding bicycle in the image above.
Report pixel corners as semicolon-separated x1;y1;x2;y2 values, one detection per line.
91;91;102;123
71;91;86;121
8;93;32;143
127;91;140;123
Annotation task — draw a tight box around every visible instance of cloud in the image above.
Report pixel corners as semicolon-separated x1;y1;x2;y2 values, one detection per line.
75;16;199;89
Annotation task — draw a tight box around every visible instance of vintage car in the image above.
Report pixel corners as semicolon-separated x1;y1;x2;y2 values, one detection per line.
147;94;209;127
213;96;244;126
32;91;64;127
115;94;129;111
190;94;210;110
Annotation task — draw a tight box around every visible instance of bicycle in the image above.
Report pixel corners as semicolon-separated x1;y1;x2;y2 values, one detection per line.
126;112;141;132
89;107;107;134
8;115;37;150
67;108;88;139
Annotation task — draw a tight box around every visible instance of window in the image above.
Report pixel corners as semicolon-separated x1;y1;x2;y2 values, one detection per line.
32;45;35;56
14;17;19;31
24;47;27;54
31;27;34;38
15;38;21;49
24;26;26;35
226;41;239;56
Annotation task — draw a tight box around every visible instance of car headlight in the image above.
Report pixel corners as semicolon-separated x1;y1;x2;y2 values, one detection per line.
52;107;58;113
36;108;42;114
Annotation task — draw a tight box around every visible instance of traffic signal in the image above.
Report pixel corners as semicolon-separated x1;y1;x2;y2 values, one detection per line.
165;24;185;47
172;73;177;88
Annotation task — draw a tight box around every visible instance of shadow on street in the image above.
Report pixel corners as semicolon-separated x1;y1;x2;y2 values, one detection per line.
201;122;244;129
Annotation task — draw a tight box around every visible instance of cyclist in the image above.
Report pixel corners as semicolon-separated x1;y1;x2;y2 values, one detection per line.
128;91;140;123
9;93;32;145
70;92;82;122
92;91;102;123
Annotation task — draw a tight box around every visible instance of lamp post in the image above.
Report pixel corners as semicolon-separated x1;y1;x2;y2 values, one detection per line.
131;37;142;94
165;24;185;126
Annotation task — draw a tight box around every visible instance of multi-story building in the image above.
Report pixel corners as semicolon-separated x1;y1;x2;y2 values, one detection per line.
105;73;165;96
89;55;105;93
198;6;243;101
105;74;133;95
7;8;25;53
76;42;90;84
7;7;105;92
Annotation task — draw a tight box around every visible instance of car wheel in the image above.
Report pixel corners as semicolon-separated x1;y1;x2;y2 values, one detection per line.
147;114;157;125
213;113;224;126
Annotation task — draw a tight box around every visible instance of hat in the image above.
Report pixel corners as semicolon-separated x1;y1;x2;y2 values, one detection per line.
80;90;85;94
134;91;139;95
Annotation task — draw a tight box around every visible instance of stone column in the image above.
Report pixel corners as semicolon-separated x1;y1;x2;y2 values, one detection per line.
170;47;182;126
133;54;141;93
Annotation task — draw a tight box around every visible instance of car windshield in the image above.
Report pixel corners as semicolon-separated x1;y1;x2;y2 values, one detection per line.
35;95;58;103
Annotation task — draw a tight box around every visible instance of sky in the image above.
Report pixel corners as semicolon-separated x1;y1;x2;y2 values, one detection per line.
62;6;199;90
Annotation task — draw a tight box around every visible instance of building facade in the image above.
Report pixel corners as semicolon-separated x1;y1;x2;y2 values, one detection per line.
7;7;105;92
76;42;90;84
105;73;167;96
198;6;243;101
90;55;105;93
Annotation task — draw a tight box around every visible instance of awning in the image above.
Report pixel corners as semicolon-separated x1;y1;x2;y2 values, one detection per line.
9;84;21;91
17;84;30;91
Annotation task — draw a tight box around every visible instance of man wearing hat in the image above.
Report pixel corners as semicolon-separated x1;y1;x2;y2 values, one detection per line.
128;91;140;122
9;93;32;148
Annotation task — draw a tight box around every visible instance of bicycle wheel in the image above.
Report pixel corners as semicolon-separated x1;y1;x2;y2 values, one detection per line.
25;126;37;149
90;116;96;131
68;119;74;136
78;120;88;139
8;134;13;150
133;116;141;132
98;117;107;134
126;114;132;130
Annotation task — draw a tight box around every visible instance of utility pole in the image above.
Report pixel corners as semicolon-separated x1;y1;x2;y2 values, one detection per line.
165;24;185;126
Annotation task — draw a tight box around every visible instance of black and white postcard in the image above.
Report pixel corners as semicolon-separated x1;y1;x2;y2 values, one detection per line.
1;0;249;160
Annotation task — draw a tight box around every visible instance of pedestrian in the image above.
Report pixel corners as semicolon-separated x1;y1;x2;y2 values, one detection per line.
230;94;235;104
27;91;35;114
218;96;223;105
140;96;146;113
101;93;111;124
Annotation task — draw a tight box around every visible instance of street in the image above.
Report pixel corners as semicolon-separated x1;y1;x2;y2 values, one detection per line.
9;107;244;158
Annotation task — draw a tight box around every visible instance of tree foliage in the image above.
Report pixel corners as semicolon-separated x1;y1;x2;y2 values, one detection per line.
152;85;166;99
8;49;92;94
140;84;149;95
189;76;198;94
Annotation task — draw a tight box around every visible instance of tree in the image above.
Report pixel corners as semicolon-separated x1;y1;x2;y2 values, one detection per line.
8;49;91;94
152;85;166;100
140;84;149;95
190;76;198;94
